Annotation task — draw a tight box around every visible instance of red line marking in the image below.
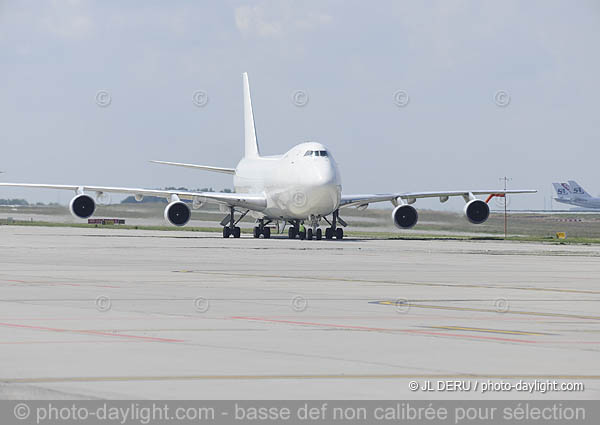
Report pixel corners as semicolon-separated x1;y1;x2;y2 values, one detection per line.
0;322;184;343
230;316;539;344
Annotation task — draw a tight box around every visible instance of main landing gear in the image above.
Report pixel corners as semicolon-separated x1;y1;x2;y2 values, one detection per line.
324;227;343;240
306;227;322;241
323;209;344;240
287;210;344;240
222;206;248;238
253;219;271;239
288;222;305;240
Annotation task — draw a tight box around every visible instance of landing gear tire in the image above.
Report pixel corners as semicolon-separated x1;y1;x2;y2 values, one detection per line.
307;228;313;240
335;228;344;240
223;227;231;238
289;227;297;239
233;226;241;238
253;227;260;238
325;228;333;240
263;227;271;239
316;228;322;240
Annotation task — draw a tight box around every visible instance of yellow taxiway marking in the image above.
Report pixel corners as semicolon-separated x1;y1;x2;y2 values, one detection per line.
425;326;553;336
3;374;600;384
373;301;600;321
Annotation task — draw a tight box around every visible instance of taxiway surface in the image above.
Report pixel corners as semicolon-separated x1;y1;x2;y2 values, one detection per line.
0;226;598;399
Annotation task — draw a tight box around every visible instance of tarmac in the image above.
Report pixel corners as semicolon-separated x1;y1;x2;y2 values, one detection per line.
0;225;599;399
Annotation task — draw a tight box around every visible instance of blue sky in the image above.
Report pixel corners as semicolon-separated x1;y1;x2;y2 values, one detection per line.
1;0;599;209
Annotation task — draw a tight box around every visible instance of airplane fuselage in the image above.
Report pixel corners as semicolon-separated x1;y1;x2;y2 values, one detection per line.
555;197;600;209
234;142;342;220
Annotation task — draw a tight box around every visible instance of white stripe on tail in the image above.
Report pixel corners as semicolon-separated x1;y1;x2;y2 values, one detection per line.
243;72;260;158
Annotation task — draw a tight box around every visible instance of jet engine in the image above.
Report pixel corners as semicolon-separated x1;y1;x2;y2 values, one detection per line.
464;199;490;224
69;194;96;219
392;204;418;229
164;201;191;226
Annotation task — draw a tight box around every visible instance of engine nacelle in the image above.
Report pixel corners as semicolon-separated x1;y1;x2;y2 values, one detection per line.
164;201;191;226
69;194;96;219
392;204;418;229
464;199;490;224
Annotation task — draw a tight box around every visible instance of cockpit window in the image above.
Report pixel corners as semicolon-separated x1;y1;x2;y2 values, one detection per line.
304;150;328;157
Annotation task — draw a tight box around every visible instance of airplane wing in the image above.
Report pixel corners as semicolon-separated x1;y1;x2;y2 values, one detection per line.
340;189;537;208
150;160;236;175
0;183;266;210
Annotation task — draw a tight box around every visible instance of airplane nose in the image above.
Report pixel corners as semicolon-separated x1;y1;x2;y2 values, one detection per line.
313;161;336;186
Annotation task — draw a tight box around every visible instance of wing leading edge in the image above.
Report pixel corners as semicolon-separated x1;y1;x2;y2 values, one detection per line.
0;183;266;210
150;160;235;175
340;189;537;208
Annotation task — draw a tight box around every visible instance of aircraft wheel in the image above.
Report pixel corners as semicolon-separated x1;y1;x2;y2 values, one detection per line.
335;228;344;240
253;227;260;238
233;226;241;238
307;228;313;240
263;227;271;239
288;227;297;239
316;228;322;240
223;227;230;238
325;228;333;240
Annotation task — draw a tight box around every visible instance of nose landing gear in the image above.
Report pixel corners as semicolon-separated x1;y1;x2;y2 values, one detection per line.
286;212;344;241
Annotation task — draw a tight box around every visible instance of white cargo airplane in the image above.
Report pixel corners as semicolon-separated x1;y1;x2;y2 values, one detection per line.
0;73;536;240
552;181;600;209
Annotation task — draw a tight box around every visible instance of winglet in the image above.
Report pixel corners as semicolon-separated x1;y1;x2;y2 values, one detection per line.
243;72;260;158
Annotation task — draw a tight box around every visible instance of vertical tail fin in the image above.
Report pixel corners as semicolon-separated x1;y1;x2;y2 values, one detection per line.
243;72;260;158
552;182;571;199
568;180;591;198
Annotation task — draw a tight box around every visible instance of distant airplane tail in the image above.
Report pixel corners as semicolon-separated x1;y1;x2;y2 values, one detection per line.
243;72;261;158
568;180;591;198
552;182;571;199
